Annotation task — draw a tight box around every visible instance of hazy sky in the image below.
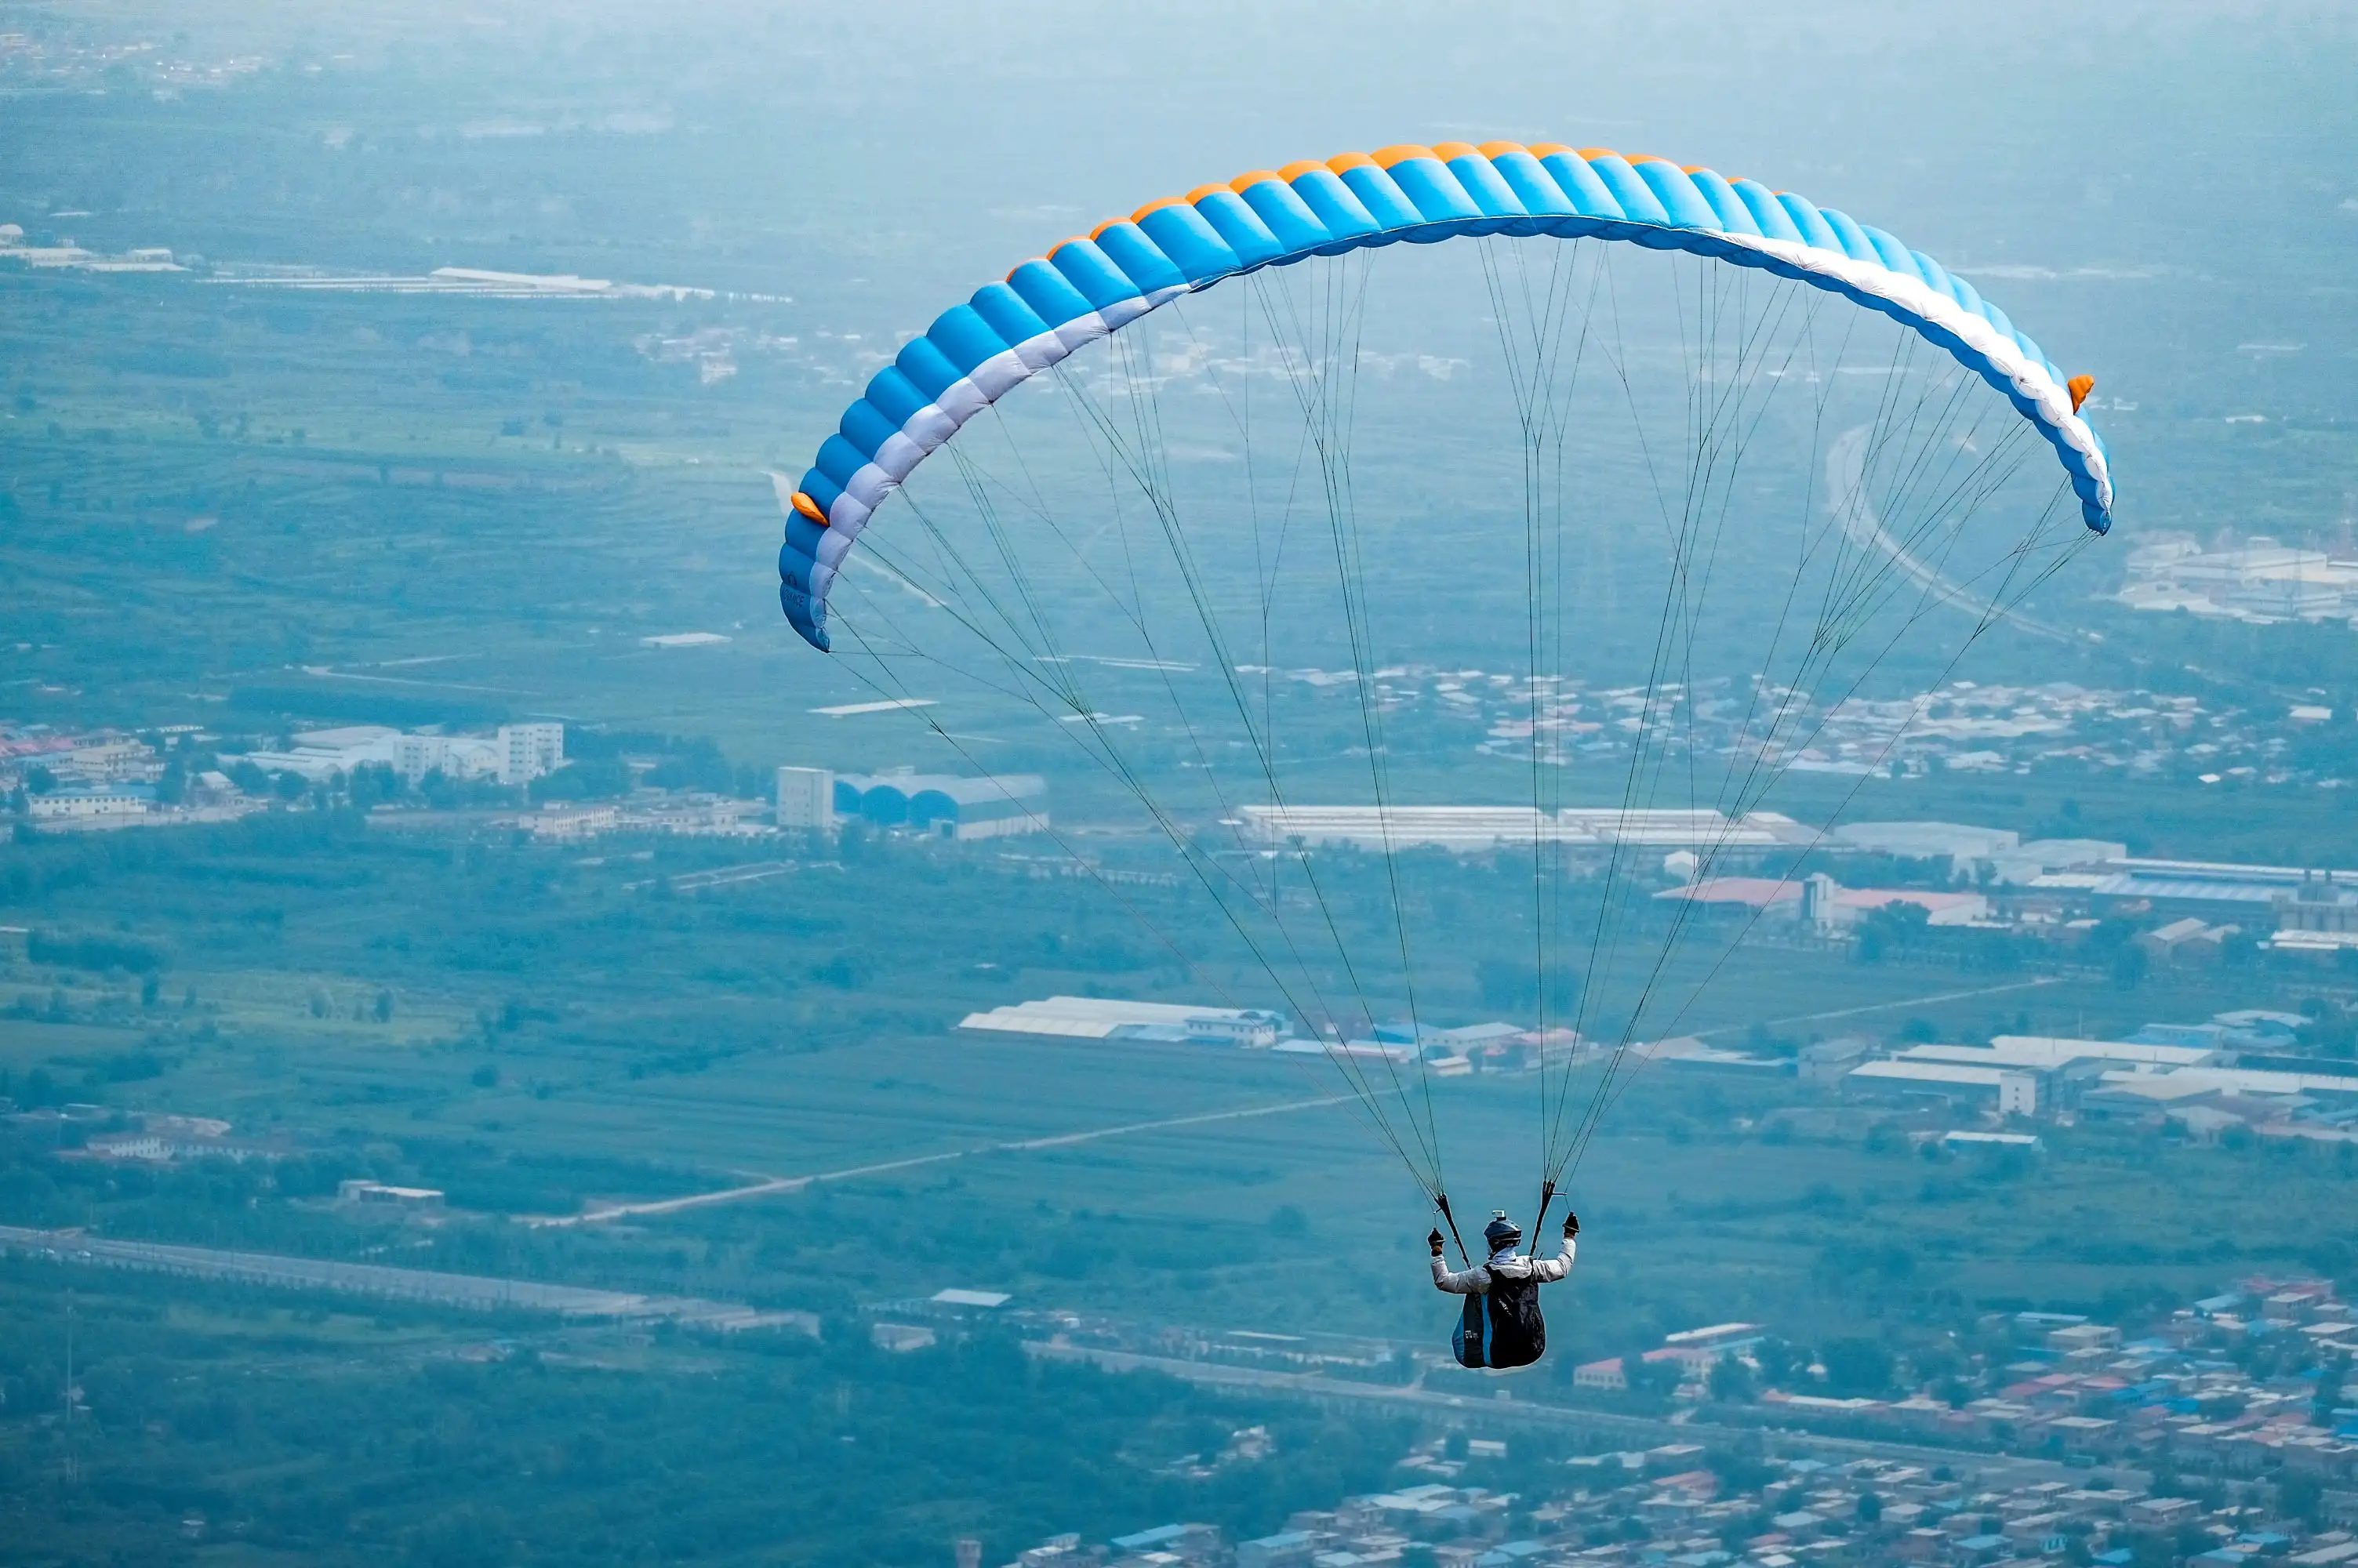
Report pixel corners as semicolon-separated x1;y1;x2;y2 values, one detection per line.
12;0;2353;528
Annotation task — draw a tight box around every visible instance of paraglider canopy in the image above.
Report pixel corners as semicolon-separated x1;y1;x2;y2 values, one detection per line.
769;135;2113;1229
779;140;2111;652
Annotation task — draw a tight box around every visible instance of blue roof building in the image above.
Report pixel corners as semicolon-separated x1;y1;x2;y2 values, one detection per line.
833;768;1047;840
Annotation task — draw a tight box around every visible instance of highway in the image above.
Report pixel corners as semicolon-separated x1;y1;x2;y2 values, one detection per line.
1026;1341;2130;1490
0;1224;810;1332
0;1221;2139;1487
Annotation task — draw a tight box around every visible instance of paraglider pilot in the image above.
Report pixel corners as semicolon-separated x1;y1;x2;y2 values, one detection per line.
1429;1208;1577;1370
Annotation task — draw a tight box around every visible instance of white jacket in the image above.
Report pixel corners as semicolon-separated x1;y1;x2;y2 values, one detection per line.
1433;1236;1575;1295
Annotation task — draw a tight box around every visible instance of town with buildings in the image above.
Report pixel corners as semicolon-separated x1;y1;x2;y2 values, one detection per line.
8;646;2355;849
1214;804;2358;971
13;1068;2357;1566
975;1271;2358;1567
0;722;1066;845
995;1436;2358;1568
1245;662;2345;790
16;724;2358;1562
0;717;569;830
19;704;2358;993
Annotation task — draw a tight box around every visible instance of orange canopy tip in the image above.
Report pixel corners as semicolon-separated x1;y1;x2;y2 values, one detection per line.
790;492;829;526
2067;374;2096;413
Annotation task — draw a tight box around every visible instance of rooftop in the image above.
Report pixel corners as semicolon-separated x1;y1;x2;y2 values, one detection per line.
1848;1060;2027;1087
959;996;1288;1041
1233;804;1804;852
1899;1036;2218;1070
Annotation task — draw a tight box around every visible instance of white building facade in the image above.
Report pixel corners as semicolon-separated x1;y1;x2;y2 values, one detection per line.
496;724;565;786
232;724;564;786
776;766;834;830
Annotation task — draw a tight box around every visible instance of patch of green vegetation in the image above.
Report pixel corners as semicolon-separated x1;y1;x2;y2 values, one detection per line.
0;1261;1412;1567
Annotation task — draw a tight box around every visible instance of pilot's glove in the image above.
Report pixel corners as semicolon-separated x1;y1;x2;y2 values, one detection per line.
1427;1227;1446;1257
1564;1211;1581;1239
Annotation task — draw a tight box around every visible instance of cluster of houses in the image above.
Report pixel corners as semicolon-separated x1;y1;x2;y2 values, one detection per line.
1266;659;2349;789
0;1104;288;1164
501;793;778;842
2;724;188;827
929;1269;2358;1563
0;719;567;833
1567;1278;2358;1490
1000;1435;2358;1566
1;1105;446;1212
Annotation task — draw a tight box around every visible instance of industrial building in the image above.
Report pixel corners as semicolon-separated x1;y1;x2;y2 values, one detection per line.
831;768;1048;840
1273;1037;1417;1065
1655;874;1989;929
1820;820;2141;881
1880;1036;2217;1107
1982;838;2131;884
1231;804;1806;854
776;763;1053;839
1654;1322;1767;1376
27;785;154;820
1829;820;2022;861
1827;821;2126;883
2116;533;2358;622
336;1181;446;1210
2035;855;2358;913
958;996;1291;1046
2088;1063;2358;1105
1906;1035;2220;1072
2272;872;2358;936
1844;1059;2040;1116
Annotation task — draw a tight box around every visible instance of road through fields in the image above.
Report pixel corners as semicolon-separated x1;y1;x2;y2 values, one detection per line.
530;1091;1359;1228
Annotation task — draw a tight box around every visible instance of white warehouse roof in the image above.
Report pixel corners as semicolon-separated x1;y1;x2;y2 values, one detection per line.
1848;1060;2026;1088
1234;805;1805;853
2100;1066;2358;1099
959;996;1286;1040
1830;820;2020;859
1898;1036;2218;1071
